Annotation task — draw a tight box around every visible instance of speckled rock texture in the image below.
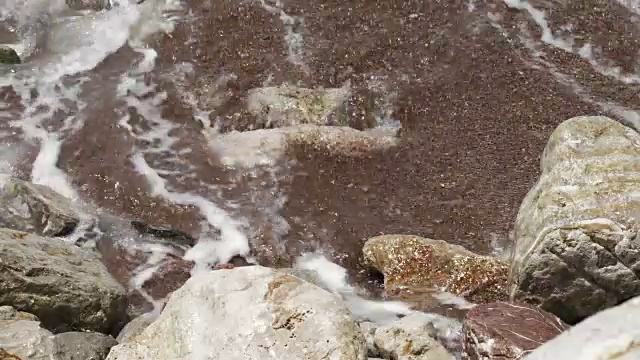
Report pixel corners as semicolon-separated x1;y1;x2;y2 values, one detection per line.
462;301;568;359
0;175;80;237
106;265;366;360
363;234;509;308
373;313;457;360
523;295;640;360
0;229;127;334
509;116;640;324
246;84;352;128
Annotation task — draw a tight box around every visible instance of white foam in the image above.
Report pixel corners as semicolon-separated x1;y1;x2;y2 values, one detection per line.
130;152;250;270
504;0;640;85
295;253;415;325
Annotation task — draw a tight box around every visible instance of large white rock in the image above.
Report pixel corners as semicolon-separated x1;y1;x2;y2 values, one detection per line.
524;295;640;359
106;266;367;360
509;116;640;323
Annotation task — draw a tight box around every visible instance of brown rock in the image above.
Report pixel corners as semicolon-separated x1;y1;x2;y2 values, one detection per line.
363;235;508;309
462;301;569;359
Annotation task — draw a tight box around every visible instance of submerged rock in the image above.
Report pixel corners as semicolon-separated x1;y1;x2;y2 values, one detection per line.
208;124;399;169
524;295;640;359
246;84;353;128
509;116;640;323
130;220;196;247
107;266;367;360
0;46;20;65
462;301;568;359
363;235;508;309
0;229;127;334
0;176;80;237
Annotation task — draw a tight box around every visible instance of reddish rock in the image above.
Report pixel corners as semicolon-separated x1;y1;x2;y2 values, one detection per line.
462;301;569;359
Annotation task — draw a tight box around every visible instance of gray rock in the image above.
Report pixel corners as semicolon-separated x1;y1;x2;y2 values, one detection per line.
373;313;457;360
509;116;640;324
0;319;55;359
524;295;640;359
116;314;156;343
358;321;379;358
0;228;127;334
51;332;118;360
0;305;39;321
0;175;80;237
107;266;367;360
0;316;117;360
0;46;20;65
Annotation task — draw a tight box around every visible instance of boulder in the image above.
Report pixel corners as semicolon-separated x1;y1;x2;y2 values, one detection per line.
0;305;39;321
509;116;640;323
0;47;20;65
51;331;118;360
373;313;457;360
0;229;127;334
363;235;509;308
0;176;80;237
462;301;568;359
106;265;366;360
0;318;55;360
207;124;399;169
0;309;117;360
523;295;640;359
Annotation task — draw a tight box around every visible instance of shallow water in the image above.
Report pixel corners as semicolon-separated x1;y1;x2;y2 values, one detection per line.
1;0;639;324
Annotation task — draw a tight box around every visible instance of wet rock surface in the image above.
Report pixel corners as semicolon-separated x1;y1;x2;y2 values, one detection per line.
0;229;127;335
509;116;640;324
462;302;568;360
0;175;81;237
363;234;509;311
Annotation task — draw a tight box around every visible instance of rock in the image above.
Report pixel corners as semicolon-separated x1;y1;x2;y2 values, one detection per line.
65;0;111;11
51;332;118;360
462;301;568;359
207;124;398;169
106;265;367;360
0;306;39;321
0;319;55;360
373;313;457;360
363;235;509;308
116;313;156;343
130;220;196;247
245;84;352;129
0;229;127;334
0;47;20;65
358;321;379;358
523;295;640;359
0;176;80;237
509;116;640;324
0;316;117;360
